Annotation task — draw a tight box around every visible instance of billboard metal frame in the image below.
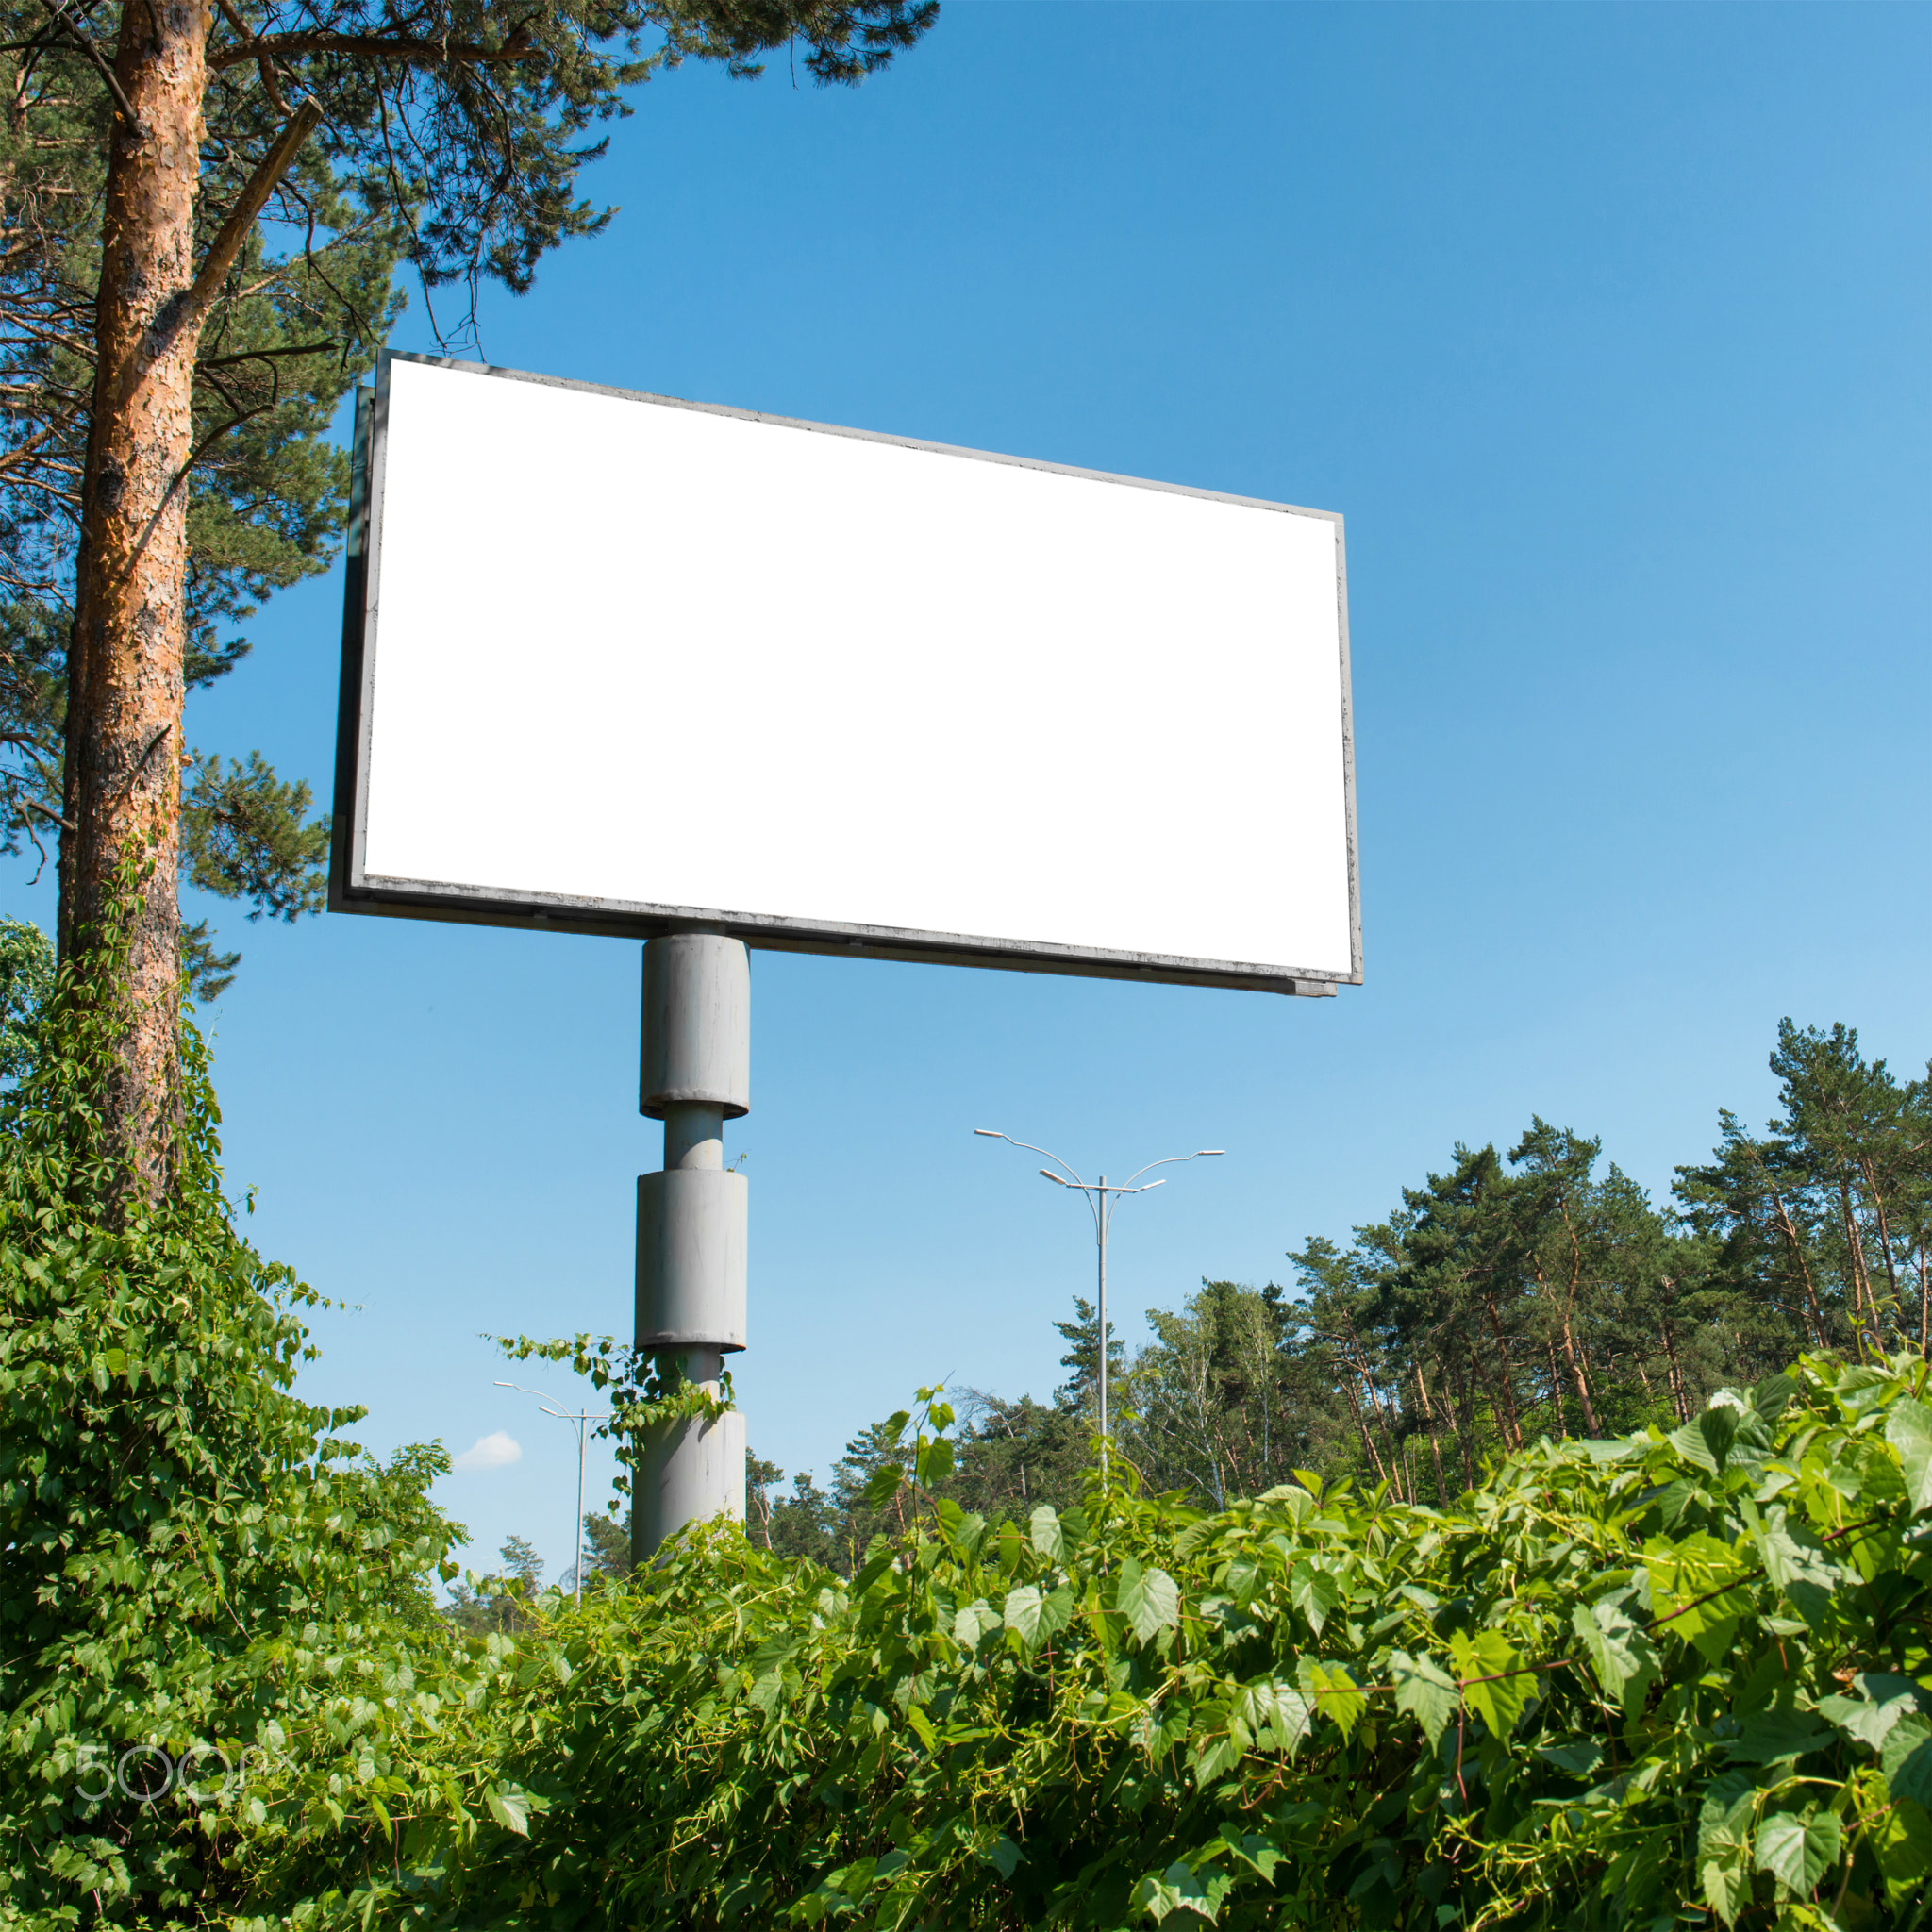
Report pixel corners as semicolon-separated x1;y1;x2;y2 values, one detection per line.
329;352;1362;997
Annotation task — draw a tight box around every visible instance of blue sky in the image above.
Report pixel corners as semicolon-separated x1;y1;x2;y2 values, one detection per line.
7;2;1927;1586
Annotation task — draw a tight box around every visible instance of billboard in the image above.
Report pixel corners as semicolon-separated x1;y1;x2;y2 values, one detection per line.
331;354;1360;995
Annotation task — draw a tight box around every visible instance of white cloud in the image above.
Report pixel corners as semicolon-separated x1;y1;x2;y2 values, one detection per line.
454;1429;522;1472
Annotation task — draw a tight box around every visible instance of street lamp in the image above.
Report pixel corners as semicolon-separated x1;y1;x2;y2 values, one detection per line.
974;1130;1224;1464
493;1380;611;1603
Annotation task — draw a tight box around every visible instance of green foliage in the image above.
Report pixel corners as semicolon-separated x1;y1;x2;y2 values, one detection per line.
0;924;467;1925
181;753;333;921
0;917;52;1089
1107;1026;1930;1516
231;1355;1932;1929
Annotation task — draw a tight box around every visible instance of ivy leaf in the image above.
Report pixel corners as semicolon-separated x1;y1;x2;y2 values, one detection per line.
1700;1844;1751;1929
1754;1808;1841;1893
1698;1772;1757;1855
1208;1829;1281;1882
1191;1729;1242;1788
1037;1585;1075;1642
1391;1649;1457;1747
915;1436;955;1487
1030;1504;1063;1563
862;1462;903;1510
1241;1679;1314;1757
1297;1659;1365;1740
1724;1708;1835;1765
1819;1674;1932;1753
1289;1562;1340;1636
1131;1860;1232;1924
1697;1773;1757;1930
1883;1716;1932;1810
484;1782;531;1837
1258;1482;1316;1526
1752;1515;1841;1630
1449;1628;1535;1739
1874;1786;1932;1906
952;1599;997;1651
1886;1400;1932;1514
1003;1586;1043;1649
1669;1405;1736;1474
1571;1597;1660;1716
1645;1531;1754;1663
1818;1691;1904;1752
1115;1558;1181;1645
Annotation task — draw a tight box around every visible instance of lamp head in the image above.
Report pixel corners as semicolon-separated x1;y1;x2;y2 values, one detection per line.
974;1128;1004;1139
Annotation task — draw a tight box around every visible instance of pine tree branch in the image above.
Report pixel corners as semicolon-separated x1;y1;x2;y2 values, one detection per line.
208;25;536;71
28;0;142;132
210;0;291;112
177;100;325;351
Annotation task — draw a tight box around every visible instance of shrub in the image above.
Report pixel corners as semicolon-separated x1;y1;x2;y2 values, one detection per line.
0;932;464;1926
300;1366;1932;1929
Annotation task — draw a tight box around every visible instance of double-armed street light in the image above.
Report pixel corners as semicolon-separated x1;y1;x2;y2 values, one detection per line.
493;1380;611;1603
973;1132;1224;1464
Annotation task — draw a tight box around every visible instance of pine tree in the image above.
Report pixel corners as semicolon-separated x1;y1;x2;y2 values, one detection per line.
0;0;938;1191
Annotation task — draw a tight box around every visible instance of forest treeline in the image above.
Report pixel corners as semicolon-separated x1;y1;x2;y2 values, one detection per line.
571;1016;1930;1581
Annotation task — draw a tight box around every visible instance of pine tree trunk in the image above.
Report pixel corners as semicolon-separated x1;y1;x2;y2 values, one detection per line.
1658;1304;1690;1423
1480;1290;1524;1450
1557;1315;1600;1435
59;0;210;1197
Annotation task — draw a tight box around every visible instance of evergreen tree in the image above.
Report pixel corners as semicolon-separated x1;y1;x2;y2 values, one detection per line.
578;1507;633;1582
1051;1292;1125;1416
0;0;938;1191
763;1470;839;1566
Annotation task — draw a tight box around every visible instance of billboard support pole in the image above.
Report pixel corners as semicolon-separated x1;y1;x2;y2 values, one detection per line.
633;934;750;1560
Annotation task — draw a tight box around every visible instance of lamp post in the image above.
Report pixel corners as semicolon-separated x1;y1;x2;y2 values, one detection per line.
973;1132;1224;1464
493;1380;611;1603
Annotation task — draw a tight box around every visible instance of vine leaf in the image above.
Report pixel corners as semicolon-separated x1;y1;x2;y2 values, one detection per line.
1883;1716;1932;1809
1571;1595;1659;1716
1753;1809;1840;1893
485;1783;531;1837
1643;1531;1753;1663
1003;1585;1042;1648
1449;1629;1534;1739
1391;1649;1457;1747
1030;1503;1063;1563
1115;1558;1180;1645
1697;1773;1757;1929
1289;1561;1340;1636
1296;1659;1364;1740
1886;1400;1932;1513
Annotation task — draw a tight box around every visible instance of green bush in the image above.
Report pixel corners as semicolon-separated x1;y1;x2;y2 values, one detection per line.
0;930;464;1927
267;1367;1932;1930
6;929;1928;1929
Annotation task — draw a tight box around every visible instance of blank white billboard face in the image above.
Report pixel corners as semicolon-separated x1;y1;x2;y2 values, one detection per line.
333;356;1359;993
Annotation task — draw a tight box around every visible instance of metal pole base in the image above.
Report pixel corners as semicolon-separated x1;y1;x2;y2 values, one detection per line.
633;935;751;1561
637;1407;748;1557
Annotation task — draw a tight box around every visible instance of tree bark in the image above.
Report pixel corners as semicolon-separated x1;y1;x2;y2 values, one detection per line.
1657;1300;1689;1423
1480;1289;1524;1450
1766;1188;1830;1351
59;0;211;1197
1412;1358;1450;1504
